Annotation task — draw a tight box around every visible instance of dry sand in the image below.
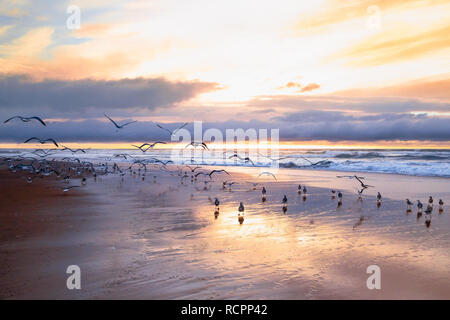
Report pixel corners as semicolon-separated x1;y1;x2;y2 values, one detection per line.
0;165;449;299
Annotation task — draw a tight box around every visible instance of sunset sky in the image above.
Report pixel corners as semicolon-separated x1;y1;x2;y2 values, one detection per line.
0;0;449;146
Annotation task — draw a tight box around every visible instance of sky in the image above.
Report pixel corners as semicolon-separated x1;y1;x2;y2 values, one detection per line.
0;0;449;147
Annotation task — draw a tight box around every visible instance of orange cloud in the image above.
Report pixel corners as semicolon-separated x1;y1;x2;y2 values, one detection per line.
334;75;450;102
341;24;450;66
299;83;320;92
294;0;448;32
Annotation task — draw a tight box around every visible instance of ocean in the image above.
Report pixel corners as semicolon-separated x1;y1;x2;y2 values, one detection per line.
1;148;449;178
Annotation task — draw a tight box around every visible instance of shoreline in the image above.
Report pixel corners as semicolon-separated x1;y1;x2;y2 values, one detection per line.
1;162;449;299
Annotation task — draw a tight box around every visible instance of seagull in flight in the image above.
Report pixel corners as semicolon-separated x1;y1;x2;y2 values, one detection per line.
257;152;292;161
186;165;202;172
228;154;255;166
4;116;46;126
208;169;230;179
132;142;166;152
24;137;59;147
300;156;329;166
185;141;209;150
156;122;189;136
258;172;277;181
61;146;86;153
354;175;373;189
104;114;137;129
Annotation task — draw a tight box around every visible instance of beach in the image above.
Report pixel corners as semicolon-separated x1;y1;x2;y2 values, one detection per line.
1;165;449;299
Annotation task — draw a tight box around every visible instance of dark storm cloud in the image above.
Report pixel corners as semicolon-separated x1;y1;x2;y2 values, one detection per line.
0;74;219;117
0;111;449;143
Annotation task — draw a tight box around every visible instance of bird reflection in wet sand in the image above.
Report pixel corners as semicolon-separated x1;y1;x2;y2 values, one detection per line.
238;202;245;224
353;215;366;230
425;213;432;228
214;198;220;218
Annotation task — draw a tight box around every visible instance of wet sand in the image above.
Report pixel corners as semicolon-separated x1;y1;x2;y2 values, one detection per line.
0;166;449;299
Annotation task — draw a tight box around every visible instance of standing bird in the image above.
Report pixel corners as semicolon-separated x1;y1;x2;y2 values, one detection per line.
439;199;444;212
298;184;302;195
262;186;267;202
428;196;434;208
282;195;288;213
337;191;343;207
377;192;382;208
417;200;423;213
238;202;245;224
406;199;413;212
331;190;336;199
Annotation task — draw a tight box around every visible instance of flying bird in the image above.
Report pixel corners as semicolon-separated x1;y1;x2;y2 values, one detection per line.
132;142;166;152
300;156;329;166
4;116;46;126
61;146;86;153
354;176;373;189
156;122;189;136
104;114;137;129
208;169;230;178
258;172;277;181
24;137;59;147
257;152;292;161
228;154;255;166
185;141;209;150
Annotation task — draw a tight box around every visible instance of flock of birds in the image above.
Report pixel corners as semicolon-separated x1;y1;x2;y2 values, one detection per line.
1;115;446;229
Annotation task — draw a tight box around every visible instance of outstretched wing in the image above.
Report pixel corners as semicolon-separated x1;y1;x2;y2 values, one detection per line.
150;141;166;148
258;172;277;181
4;116;22;123
172;122;189;135
209;169;230;178
156;124;173;135
46;139;59;147
121;120;137;127
30;116;46;126
24;137;39;143
104;114;119;128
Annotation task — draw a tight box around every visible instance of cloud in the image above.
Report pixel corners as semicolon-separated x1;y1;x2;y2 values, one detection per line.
299;83;320;92
338;24;450;67
285;81;301;88
247;94;450;113
1;111;448;143
334;76;450;102
0;74;219;117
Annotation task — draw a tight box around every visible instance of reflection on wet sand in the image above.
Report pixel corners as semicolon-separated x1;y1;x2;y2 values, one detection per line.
1;166;449;299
